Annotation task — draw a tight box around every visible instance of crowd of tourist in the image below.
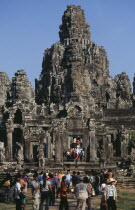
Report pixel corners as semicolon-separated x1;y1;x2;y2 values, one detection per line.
0;168;117;210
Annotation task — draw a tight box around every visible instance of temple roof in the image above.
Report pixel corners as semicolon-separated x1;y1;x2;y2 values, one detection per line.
59;5;91;44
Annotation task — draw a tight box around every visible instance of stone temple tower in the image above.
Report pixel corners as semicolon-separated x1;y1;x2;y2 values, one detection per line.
0;5;135;166
59;5;91;45
34;5;134;163
35;5;111;113
35;5;113;162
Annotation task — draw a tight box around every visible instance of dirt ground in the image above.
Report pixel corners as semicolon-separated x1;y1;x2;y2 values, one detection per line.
0;188;135;210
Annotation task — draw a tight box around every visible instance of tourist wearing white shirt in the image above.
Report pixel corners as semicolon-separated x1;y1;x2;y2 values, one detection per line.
14;178;21;210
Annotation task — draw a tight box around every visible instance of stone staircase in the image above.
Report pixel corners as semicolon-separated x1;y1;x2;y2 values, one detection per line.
116;176;135;189
47;160;117;170
0;162;135;190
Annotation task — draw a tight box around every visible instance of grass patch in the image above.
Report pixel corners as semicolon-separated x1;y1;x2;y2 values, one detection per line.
117;189;135;210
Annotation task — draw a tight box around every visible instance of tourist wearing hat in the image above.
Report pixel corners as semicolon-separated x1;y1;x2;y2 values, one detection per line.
104;178;117;210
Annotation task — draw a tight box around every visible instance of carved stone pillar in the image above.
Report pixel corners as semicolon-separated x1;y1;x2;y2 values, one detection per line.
29;141;33;160
24;139;29;160
106;134;113;161
82;132;87;161
47;133;51;159
6;127;13;160
121;129;129;158
63;132;68;150
89;119;96;161
23;133;29;160
68;136;71;149
55;130;61;162
60;132;65;162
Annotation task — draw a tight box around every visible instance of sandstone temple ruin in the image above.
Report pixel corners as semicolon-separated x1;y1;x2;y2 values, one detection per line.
0;5;135;167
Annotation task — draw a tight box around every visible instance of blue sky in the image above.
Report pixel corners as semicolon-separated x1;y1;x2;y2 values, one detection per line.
0;0;135;87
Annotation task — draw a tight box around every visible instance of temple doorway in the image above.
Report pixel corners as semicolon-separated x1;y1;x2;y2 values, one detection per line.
113;130;121;157
13;109;23;124
65;135;84;162
44;143;48;158
33;144;38;162
12;128;23;159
